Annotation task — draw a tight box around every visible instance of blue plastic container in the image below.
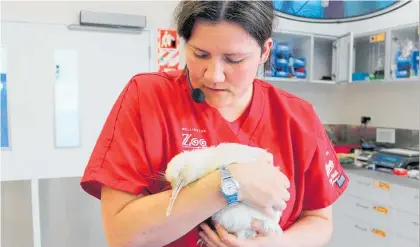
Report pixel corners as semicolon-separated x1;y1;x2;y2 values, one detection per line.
352;72;369;81
295;71;307;79
274;41;291;58
395;51;411;68
412;49;419;76
274;58;289;67
293;57;306;69
395;69;409;78
274;70;289;78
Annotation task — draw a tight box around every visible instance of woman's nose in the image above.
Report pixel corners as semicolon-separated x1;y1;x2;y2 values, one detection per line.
204;61;225;83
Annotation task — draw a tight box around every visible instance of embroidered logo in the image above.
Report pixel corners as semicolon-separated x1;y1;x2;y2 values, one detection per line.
325;151;340;187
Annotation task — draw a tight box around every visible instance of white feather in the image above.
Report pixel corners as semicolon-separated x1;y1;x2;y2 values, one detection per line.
164;142;283;240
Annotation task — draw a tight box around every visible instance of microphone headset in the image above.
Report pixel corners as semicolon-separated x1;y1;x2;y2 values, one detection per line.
185;67;206;103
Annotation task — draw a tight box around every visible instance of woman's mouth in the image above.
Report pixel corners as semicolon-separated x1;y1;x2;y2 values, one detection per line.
204;86;227;93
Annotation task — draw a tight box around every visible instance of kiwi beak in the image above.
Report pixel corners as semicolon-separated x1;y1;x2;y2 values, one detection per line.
166;178;185;216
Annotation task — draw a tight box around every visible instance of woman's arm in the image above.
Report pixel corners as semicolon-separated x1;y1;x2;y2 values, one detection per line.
101;171;226;247
279;206;333;247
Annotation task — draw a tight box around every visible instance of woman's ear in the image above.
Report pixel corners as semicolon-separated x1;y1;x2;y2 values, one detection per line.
259;38;273;65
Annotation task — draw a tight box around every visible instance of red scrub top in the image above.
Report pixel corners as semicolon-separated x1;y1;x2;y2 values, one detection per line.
81;70;349;247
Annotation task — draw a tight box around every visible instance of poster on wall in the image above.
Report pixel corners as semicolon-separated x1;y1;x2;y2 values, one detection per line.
0;47;10;148
157;28;180;72
54;49;80;148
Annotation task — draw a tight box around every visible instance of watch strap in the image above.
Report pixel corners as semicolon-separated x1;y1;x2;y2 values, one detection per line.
218;165;239;206
219;165;231;180
226;194;238;206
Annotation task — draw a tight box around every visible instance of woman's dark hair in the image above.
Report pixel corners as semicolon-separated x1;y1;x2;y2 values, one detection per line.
173;1;275;49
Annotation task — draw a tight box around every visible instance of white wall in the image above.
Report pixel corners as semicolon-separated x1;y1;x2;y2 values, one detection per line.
0;0;185;66
1;1;418;181
0;1;182;182
0;2;179;247
0;2;418;247
275;0;420;131
271;0;419;131
341;0;420;131
1;1;179;28
342;82;420;130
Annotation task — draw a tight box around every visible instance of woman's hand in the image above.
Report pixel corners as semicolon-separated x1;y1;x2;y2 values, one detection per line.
228;159;291;218
198;221;284;247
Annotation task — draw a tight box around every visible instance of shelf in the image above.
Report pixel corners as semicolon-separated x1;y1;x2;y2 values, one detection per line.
261;30;352;85
390;25;420;81
313;36;335;83
264;76;308;83
349;78;420;86
352;32;386;82
264;31;311;81
261;23;419;86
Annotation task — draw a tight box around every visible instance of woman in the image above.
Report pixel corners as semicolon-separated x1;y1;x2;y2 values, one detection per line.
80;1;349;247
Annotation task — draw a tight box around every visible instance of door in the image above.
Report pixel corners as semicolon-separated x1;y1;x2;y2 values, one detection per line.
332;32;354;83
1;20;151;247
1;20;151;180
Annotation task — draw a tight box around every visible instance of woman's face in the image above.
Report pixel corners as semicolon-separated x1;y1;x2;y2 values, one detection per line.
185;20;272;109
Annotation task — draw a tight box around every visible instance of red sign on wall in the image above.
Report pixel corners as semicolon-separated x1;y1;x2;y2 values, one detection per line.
157;28;180;72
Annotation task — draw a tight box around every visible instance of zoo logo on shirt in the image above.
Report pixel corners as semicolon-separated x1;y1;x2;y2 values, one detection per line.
181;127;208;149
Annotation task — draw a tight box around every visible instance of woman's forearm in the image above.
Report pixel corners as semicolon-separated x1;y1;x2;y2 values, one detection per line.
110;171;226;247
279;215;333;247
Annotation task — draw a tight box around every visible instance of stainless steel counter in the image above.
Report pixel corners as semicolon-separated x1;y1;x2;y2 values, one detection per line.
343;163;420;189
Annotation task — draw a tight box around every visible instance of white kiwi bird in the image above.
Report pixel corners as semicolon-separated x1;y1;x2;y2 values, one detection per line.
164;142;283;241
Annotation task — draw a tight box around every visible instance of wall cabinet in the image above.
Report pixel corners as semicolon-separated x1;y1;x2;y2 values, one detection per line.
260;22;420;84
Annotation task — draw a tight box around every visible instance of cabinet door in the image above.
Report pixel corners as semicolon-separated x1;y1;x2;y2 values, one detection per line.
326;214;365;247
333;32;354;83
390;209;419;243
390;234;419;247
391;184;420;216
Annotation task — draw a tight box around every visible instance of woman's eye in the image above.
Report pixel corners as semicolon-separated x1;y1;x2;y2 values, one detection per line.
193;52;243;64
194;53;208;59
225;57;243;64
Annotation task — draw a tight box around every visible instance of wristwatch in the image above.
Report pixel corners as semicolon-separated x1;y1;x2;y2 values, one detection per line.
218;164;240;206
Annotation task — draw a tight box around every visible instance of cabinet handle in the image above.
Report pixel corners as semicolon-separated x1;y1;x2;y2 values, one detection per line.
372;206;389;215
355;203;369;209
354;224;368;231
371;228;387;238
372;181;390;191
413;222;419;227
414;195;419;200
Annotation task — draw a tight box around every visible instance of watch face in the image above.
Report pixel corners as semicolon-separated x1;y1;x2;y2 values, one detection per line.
222;179;238;196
